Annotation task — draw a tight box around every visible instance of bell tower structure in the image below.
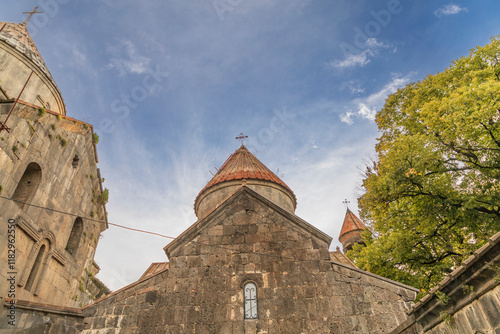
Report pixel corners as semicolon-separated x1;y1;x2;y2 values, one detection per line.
0;19;108;309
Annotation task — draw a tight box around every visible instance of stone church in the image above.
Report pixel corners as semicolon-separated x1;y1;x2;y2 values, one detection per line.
1;17;500;334
0;19;109;323
80;145;418;333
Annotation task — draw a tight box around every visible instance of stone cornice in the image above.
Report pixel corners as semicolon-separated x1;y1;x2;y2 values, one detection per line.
0;100;101;165
331;259;419;293
16;216;41;241
3;298;83;318
391;231;500;333
51;249;66;266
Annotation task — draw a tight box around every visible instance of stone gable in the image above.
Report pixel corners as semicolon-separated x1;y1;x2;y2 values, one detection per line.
82;187;417;333
166;187;331;261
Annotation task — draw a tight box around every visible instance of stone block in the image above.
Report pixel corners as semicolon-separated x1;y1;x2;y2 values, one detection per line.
478;292;500;327
208;225;223;236
105;316;119;328
92;317;106;329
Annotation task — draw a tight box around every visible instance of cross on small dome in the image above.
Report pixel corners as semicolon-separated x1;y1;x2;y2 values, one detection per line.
235;133;248;146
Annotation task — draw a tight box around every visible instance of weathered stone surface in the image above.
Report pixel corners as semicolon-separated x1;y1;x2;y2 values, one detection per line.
0;22;66;115
0;103;108;310
0;297;84;333
0;24;109;332
392;231;500;334
81;188;417;333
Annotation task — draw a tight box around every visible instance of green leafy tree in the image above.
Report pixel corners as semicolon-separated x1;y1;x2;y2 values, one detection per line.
350;36;500;292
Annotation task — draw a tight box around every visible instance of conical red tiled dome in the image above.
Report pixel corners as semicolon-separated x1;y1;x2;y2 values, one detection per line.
339;208;367;252
339;208;366;239
197;145;294;197
194;145;297;218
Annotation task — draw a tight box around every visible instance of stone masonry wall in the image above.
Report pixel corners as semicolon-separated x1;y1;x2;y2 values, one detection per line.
0;102;107;310
392;230;500;334
0;297;84;334
82;190;416;333
426;284;500;334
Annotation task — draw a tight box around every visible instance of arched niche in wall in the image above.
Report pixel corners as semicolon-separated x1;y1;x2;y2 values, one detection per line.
12;162;42;206
24;240;49;293
66;217;84;255
18;231;55;296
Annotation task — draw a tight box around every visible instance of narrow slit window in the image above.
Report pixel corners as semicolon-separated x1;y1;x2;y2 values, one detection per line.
25;244;46;292
66;217;83;255
244;282;258;319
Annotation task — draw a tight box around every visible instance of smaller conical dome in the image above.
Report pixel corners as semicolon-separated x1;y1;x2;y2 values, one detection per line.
194;145;296;218
338;208;366;253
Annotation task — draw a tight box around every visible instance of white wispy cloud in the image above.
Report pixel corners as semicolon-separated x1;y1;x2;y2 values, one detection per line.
340;80;365;94
340;73;414;124
95;124;208;289
71;48;87;67
365;38;391;49
330;49;372;69
329;38;393;70
434;4;468;17
356;103;377;120
287;140;377;246
105;39;151;76
340;111;354;125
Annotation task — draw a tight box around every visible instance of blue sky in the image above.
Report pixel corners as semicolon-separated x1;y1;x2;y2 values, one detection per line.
2;1;500;290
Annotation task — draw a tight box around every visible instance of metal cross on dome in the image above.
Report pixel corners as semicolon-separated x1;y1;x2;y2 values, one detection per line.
22;6;44;24
342;199;350;209
236;133;248;145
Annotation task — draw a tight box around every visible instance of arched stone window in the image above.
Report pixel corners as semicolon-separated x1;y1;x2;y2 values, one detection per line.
25;243;47;292
12;162;42;206
66;217;83;255
244;282;258;319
